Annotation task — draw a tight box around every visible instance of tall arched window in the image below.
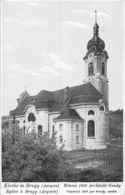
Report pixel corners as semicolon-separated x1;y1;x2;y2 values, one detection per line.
38;125;42;137
59;124;63;131
88;120;95;137
102;62;105;75
88;62;94;75
52;125;55;135
23;126;25;136
88;110;94;115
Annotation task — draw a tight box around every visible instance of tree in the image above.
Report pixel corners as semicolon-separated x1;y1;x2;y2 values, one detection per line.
109;110;123;139
2;127;80;182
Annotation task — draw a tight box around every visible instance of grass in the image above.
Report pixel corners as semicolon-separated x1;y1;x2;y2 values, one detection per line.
64;138;122;161
64;138;123;181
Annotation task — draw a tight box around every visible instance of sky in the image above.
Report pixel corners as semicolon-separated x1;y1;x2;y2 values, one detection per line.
1;0;123;116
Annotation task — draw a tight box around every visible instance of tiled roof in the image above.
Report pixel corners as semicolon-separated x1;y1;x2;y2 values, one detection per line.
10;82;103;116
50;101;67;112
10;96;33;116
54;109;84;121
70;95;101;105
69;82;102;97
36;90;54;101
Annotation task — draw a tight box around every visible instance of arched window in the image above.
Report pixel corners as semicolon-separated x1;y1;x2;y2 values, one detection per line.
52;125;55;135
59;124;63;131
28;113;36;122
88;110;94;115
76;136;79;144
23;126;25;136
102;62;105;75
38;125;42;137
100;105;104;111
88;120;95;137
88;62;94;75
59;135;63;143
76;124;79;131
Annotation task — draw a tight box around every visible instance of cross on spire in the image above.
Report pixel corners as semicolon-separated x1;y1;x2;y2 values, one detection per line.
24;86;27;92
93;10;99;37
95;9;97;23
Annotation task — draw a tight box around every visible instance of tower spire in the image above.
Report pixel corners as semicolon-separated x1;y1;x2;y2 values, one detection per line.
93;10;99;37
95;9;97;23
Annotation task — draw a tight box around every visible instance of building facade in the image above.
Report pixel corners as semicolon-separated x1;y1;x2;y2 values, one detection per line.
10;19;109;151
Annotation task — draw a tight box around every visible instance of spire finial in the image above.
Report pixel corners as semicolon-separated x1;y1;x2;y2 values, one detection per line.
24;86;27;91
93;10;99;37
95;9;97;23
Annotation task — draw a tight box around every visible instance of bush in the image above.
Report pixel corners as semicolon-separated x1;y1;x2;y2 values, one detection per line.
2;127;79;182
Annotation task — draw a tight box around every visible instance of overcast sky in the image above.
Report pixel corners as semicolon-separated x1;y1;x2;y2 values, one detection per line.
2;0;123;116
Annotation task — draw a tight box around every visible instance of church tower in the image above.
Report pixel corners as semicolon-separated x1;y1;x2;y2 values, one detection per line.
83;11;109;110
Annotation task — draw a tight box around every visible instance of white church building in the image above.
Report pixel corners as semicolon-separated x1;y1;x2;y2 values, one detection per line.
10;17;109;151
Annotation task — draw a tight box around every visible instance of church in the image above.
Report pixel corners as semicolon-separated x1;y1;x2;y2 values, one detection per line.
10;14;109;151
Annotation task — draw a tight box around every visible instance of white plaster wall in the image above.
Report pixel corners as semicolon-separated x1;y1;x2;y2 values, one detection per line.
15;116;25;129
54;120;84;151
71;121;84;150
36;110;49;133
49;113;60;138
15;103;107;151
25;106;37;132
54;121;72;151
71;105;106;150
16;106;49;134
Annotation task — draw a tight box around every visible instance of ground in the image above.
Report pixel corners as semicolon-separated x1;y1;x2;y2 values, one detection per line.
64;138;123;182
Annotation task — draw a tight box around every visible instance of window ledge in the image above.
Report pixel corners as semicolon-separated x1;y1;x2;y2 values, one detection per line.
87;137;96;139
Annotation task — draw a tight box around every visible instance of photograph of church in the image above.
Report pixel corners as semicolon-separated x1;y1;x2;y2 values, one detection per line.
1;0;123;185
10;15;109;151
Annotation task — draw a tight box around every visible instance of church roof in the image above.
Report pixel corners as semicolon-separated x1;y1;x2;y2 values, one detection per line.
54;109;84;121
36;90;54;101
10;82;103;116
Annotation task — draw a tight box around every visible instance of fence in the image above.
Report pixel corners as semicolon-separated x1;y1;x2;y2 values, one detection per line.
69;145;123;182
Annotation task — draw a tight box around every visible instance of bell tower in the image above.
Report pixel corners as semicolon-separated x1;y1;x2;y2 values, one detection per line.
83;10;109;109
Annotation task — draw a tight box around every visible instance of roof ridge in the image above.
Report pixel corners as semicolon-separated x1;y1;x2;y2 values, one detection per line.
52;82;90;93
71;94;101;98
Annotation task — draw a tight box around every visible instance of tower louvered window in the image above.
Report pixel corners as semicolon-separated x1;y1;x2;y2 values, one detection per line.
102;62;105;75
88;62;94;75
